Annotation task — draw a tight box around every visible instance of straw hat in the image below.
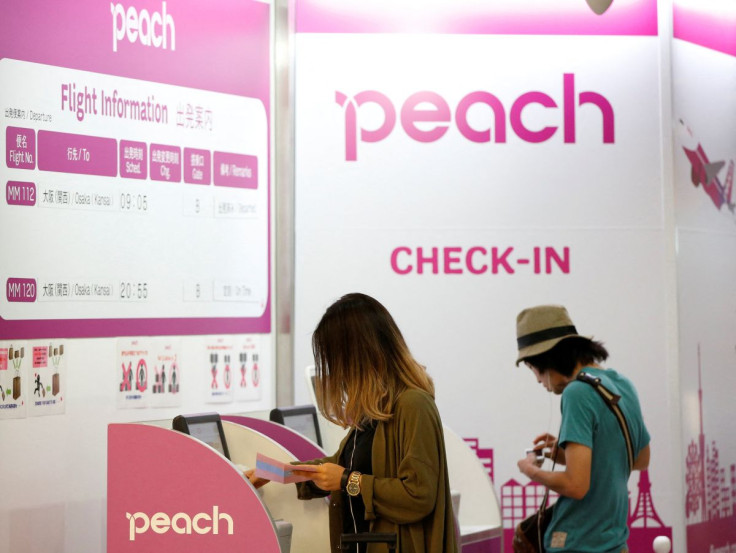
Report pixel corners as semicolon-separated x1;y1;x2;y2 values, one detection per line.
515;305;591;365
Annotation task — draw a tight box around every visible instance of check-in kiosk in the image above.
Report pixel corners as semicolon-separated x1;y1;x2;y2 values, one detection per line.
221;413;325;461
218;415;331;553
108;413;331;553
444;426;503;553
107;423;284;553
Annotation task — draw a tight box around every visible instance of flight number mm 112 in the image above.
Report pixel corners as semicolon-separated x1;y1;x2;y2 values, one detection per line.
119;281;148;300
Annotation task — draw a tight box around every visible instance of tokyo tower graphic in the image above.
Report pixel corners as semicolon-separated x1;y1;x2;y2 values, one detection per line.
499;468;671;552
629;470;666;528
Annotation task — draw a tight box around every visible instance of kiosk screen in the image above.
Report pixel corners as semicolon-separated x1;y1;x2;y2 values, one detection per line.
172;412;231;460
269;405;322;447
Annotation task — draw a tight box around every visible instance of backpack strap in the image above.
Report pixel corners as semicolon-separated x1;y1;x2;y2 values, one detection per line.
576;371;634;472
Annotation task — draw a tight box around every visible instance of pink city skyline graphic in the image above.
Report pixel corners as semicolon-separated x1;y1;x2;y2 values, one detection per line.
683;344;736;551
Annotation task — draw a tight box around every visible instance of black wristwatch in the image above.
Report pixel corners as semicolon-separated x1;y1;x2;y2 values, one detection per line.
340;468;350;491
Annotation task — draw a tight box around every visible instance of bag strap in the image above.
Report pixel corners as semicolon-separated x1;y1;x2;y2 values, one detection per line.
540;442;558;506
529;372;633;552
576;371;634;472
532;440;558;551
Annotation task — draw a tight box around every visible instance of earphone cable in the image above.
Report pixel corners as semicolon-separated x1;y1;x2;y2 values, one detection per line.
348;428;358;534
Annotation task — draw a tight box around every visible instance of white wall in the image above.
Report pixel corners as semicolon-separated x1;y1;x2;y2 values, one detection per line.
291;1;684;551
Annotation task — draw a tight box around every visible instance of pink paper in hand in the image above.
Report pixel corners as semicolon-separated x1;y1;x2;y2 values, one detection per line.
254;453;318;484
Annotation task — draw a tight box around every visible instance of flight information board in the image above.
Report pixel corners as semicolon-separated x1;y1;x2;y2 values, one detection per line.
0;0;271;339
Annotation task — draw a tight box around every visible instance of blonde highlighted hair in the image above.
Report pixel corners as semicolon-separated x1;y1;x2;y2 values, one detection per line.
312;293;434;429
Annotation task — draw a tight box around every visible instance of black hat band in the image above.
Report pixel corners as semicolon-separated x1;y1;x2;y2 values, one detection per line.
517;325;578;350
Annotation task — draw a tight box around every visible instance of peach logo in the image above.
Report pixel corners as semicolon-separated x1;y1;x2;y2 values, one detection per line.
586;0;613;15
126;506;233;541
111;1;176;52
336;73;615;161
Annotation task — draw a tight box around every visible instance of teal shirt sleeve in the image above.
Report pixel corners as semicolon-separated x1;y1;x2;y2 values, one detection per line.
558;381;598;450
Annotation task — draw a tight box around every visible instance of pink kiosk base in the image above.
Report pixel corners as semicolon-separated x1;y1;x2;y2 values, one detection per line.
107;423;282;553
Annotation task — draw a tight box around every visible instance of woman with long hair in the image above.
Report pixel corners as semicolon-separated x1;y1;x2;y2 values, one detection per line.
251;293;457;553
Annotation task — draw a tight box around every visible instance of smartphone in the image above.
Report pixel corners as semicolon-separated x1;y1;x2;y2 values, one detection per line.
525;448;545;463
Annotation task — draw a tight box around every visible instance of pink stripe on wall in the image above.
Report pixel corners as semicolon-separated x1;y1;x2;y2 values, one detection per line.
296;0;658;36
0;314;272;340
673;5;736;58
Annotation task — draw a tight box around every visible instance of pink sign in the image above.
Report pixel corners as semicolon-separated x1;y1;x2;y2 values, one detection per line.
674;4;736;58
184;148;211;185
6;279;37;303
0;0;270;98
295;0;658;36
37;130;117;177
6;181;36;206
150;143;181;183
6;126;36;170
0;0;272;339
33;346;48;368
108;424;281;553
120;140;148;179
213;152;258;189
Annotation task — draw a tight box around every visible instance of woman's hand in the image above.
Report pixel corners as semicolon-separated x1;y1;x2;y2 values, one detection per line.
244;468;270;489
292;462;346;492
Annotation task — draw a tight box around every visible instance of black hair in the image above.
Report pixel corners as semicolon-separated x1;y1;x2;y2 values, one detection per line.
523;337;609;377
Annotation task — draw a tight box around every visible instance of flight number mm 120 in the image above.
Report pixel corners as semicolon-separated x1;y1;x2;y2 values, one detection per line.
119;282;148;300
7;278;37;302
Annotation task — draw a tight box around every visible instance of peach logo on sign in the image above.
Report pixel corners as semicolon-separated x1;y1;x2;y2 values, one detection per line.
110;1;176;52
336;73;615;161
126;506;233;541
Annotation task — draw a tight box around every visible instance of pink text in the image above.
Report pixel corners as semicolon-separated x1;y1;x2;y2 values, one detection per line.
337;74;614;161
390;246;570;275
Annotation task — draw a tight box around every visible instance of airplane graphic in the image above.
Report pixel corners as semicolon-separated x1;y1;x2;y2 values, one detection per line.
679;119;735;213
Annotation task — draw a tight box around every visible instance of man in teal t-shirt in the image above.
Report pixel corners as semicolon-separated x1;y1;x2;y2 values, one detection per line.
513;305;651;553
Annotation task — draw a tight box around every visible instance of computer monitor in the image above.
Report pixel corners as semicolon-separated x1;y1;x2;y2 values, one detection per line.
172;412;231;460
269;405;323;447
